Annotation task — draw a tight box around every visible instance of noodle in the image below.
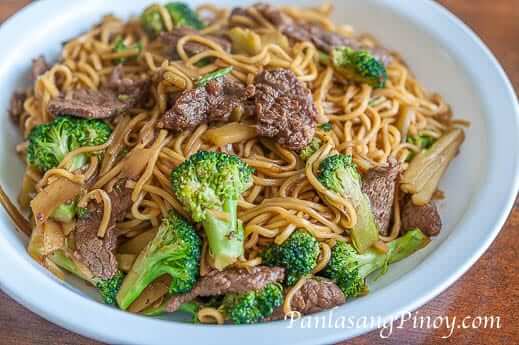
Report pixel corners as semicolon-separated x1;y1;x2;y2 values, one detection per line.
13;2;465;325
78;189;112;238
283;276;308;315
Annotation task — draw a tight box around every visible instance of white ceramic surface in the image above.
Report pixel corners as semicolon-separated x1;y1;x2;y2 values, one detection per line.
0;0;517;344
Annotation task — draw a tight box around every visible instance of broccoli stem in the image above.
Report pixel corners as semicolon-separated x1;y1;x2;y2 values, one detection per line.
50;154;87;223
336;169;379;253
358;228;429;279
51;201;77;223
117;212;201;309
116;251;167;310
48;250;93;282
386;228;430;263
202;199;244;270
49;250;123;305
67;153;88;172
178;302;200;322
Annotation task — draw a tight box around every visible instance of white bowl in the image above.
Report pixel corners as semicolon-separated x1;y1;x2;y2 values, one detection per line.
0;0;517;344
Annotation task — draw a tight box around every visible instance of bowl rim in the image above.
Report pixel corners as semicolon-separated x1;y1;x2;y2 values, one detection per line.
0;0;518;344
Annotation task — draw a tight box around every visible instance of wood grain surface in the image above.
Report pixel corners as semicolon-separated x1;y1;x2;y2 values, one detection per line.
0;1;517;344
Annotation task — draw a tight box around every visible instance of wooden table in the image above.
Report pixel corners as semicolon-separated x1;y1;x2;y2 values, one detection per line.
0;1;517;344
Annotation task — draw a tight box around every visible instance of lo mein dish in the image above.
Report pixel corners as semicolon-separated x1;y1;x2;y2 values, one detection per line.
7;2;467;324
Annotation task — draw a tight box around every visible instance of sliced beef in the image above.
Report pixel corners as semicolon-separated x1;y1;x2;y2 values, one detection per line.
361;157;400;236
231;4;392;66
75;179;132;279
267;278;345;320
401;199;442;236
160;76;255;131
165;266;285;312
254;68;317;150
31;55;49;81
48;89;129;119
9;91;26;124
284;23;392;66
289;278;345;315
107;65;151;98
48;66;150;119
160;28;231;59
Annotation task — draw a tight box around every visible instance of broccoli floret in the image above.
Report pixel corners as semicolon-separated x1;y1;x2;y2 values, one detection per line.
255;282;284;317
96;271;125;305
222;283;283;324
299;137;322;161
50;200;77;223
77;206;89;219
116;211;201;309
113;37;143;64
49;250;124;305
141;7;164;38
141;2;204;38
166;2;205;30
261;230;319;286
332;47;387;88
27;115;111;172
171;151;253;270
196;66;234;87
321;229;429;297
223;292;261;324
318;154;379;253
27;116;111;222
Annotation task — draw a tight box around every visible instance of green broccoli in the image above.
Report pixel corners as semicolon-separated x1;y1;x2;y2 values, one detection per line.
331;47;387;88
317;154;379;253
166;3;205;30
171;151;253;270
141;2;204;38
406;134;435;162
51;200;77;223
299;137;322;161
222;282;283;324
318;122;333;132
77;206;89;220
113;37;143;64
144;296;226;322
222;292;260;324
116;211;201;310
49;250;124;305
27;115;112;172
27;115;111;222
196;66;234;87
96;271;125;305
321;229;429;297
407;134;435;150
261;230;320;286
141;7;164;38
144;300;201;323
177;301;201;322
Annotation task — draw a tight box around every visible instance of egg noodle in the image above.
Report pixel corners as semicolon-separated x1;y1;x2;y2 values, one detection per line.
14;3;464;323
